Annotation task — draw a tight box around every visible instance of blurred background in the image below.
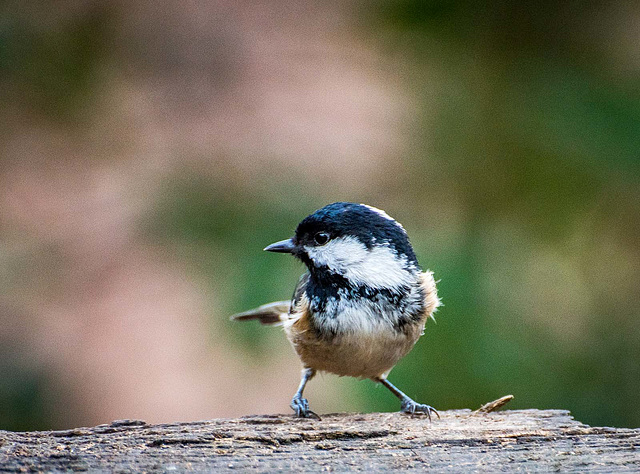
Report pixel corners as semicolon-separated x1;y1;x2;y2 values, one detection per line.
1;0;639;431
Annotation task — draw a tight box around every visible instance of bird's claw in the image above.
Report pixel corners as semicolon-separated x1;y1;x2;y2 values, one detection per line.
401;397;440;422
290;396;321;420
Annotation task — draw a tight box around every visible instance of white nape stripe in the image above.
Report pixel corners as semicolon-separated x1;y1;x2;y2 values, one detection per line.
305;236;416;289
361;204;406;232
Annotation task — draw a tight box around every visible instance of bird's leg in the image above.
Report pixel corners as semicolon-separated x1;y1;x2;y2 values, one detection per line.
290;368;320;420
374;377;439;422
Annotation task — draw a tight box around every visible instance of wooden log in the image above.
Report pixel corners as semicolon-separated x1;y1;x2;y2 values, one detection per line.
1;408;639;471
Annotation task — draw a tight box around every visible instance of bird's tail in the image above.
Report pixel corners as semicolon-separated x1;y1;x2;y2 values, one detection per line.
230;301;291;326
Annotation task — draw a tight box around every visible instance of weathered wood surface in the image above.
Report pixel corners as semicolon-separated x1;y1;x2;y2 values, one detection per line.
1;409;638;472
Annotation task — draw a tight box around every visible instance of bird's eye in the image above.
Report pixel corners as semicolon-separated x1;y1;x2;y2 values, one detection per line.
314;232;330;245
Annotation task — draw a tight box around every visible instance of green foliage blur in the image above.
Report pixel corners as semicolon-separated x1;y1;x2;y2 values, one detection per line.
364;0;640;428
1;1;639;430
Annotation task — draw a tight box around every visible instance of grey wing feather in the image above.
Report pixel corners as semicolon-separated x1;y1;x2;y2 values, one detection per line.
230;301;291;325
230;273;310;326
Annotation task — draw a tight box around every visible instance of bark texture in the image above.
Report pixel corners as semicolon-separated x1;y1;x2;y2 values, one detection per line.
1;409;639;472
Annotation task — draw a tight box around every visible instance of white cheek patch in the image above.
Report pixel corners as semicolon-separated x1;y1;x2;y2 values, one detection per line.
305;236;416;289
305;236;368;271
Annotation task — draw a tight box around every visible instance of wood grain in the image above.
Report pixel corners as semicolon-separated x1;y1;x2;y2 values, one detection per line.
1;409;638;472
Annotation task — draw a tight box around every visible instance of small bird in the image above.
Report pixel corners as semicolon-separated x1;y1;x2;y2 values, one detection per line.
231;202;441;420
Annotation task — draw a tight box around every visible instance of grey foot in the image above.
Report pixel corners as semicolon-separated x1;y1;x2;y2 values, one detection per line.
290;396;321;420
401;397;440;422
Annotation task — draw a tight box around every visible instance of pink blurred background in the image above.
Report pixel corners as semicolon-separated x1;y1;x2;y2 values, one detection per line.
1;1;639;429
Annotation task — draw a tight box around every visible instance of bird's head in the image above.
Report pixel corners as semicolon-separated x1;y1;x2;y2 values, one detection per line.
264;202;421;290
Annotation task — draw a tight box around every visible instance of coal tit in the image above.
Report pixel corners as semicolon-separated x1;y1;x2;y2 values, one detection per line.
232;202;441;420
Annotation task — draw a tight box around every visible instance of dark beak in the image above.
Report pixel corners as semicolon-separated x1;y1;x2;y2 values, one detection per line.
264;238;295;253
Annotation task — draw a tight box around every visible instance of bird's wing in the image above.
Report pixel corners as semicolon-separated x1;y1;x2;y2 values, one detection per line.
290;272;310;312
230;301;292;325
230;273;310;326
